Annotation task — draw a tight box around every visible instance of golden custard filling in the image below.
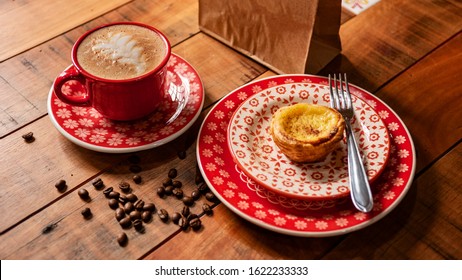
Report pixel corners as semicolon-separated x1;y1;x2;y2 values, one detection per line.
270;103;345;162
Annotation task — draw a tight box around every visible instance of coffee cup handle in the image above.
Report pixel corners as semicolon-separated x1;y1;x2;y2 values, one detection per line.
53;66;91;106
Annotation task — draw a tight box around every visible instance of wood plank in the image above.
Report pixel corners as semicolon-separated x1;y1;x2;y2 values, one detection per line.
0;0;132;61
322;143;462;259
320;0;462;92
0;0;200;138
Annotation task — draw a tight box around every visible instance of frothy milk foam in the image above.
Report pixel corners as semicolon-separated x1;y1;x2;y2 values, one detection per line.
77;24;166;80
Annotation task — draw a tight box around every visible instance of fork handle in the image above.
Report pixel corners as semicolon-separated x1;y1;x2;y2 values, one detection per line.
345;122;374;213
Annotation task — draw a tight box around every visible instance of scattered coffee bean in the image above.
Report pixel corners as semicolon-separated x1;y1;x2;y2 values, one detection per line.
191;189;201;200
126;193;138;203
189;217;202;231
133;219;144;232
205;192;216;202
134;199;144;210
103;187;114;197
129;210;142;221
123;202;134;214
164;185;174;195
172;212;181;224
156;186;166;197
115;208;125;221
81;207;92;219
142;202;156;213
168;168;178;179
129;165;142;173
202;203;213;216
92;178;104;190
172;188;183;199
172;180;182;189
55;179;67;192
108;191;120;200
118;195;128;204
78;188;90;200
118;181;131;193
162;178;173;187
178;216;188;230
141;211;152;223
187;213;199;222
157;209;169;222
22;132;35;143
181;206;190;218
177;150;186;159
182;196;194;206
108;198;119;209
117;232;128;247
198;183;209;194
132;174;142;184
119;216;132;229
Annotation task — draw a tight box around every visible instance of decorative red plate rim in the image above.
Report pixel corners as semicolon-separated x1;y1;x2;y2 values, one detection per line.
47;53;204;153
196;74;416;237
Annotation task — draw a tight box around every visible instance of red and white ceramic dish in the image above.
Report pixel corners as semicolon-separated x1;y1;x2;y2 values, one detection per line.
48;54;204;153
197;75;416;237
228;83;390;200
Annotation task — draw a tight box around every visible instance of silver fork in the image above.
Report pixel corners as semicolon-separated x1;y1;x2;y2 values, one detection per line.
329;74;373;213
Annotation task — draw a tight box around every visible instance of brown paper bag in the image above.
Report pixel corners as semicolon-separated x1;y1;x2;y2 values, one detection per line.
199;0;342;74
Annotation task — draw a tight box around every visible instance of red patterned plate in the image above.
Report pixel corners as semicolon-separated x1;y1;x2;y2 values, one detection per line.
48;54;204;153
197;75;416;237
228;82;390;200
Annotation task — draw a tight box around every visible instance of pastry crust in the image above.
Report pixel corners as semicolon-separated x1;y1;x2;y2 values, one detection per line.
270;103;345;163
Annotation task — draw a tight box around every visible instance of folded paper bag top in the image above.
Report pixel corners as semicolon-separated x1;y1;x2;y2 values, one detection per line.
199;0;342;74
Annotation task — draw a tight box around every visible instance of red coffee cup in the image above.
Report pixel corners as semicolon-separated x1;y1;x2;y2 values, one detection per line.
53;22;171;121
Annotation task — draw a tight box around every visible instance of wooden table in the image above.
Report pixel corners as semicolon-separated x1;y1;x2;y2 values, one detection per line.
1;0;461;260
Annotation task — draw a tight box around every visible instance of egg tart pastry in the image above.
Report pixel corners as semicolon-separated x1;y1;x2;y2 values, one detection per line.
270;103;345;163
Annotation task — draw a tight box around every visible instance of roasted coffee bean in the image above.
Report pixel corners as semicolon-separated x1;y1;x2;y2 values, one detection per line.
198;183;209;194
172;212;181;224
108;191;120;200
129;164;142;173
133;219;143;232
117;232;128;247
55;179;67;192
108;198;119;209
78;188;90;200
22;132;35;143
118;195;128;204
205;192;217;202
202;203;213;216
187;213;198;222
182;196;194;206
92;178;104;189
164;185;174;195
162;178;172;187
126;193;138;203
123;202;134;214
118;181;131;193
141;211;152;223
81;207;92;219
189;217;202;231
129;210;142;221
132;174;142;184
172;180;182;189
177;150;186;159
156;186;166;197
103;187;113;197
157;209;169;222
191;189;201;200
181;206;190;218
168;168;178;179
172;188;183;199
178;216;188;230
142;202;156;213
134;199;144;210
115;208;125;221
119;216;132;229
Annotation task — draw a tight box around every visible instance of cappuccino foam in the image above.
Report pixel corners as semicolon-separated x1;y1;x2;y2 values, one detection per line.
77;24;167;80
